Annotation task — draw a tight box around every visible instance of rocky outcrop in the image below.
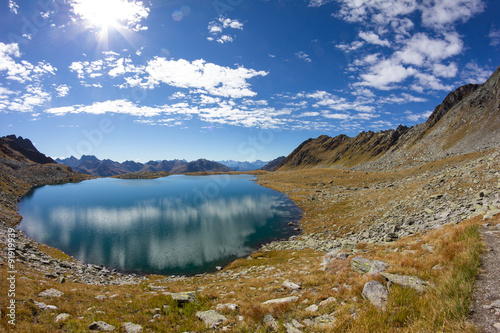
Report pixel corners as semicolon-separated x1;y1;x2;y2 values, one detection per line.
0;135;55;164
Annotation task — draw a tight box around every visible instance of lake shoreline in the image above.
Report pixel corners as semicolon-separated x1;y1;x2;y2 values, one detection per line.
13;172;303;278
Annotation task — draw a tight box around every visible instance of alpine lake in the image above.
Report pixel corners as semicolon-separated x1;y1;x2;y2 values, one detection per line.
17;175;302;276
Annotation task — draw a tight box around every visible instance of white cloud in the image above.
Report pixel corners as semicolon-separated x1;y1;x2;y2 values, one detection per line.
207;17;244;44
0;43;44;83
216;35;234;44
45;100;171;117
489;27;500;47
0;43;56;113
8;0;19;14
9;84;52;112
405;110;432;122
139;58;268;98
460;61;493;84
220;18;244;30
359;31;390;47
334;0;418;24
295;111;320;117
54;84;70;97
395;33;463;66
331;0;485;94
295;51;312;62
432;62;458;78
420;0;485;28
335;41;365;52
379;93;428;104
69;0;150;32
306;90;376;112
308;0;334;7
357;59;416;90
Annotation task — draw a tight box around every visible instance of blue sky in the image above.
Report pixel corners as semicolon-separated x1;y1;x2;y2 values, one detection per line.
0;0;499;162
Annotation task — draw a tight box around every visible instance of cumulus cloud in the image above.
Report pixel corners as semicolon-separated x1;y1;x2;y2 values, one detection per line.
0;43;56;113
335;41;365;52
54;84;70;97
207;17;244;44
139;58;268;98
358;32;390;47
330;0;486;93
460;62;493;84
8;0;19;14
420;0;485;28
68;51;268;99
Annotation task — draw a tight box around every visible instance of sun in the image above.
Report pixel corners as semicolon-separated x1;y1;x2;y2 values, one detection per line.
71;0;148;31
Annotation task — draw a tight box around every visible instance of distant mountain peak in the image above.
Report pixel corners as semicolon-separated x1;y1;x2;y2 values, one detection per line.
1;135;55;164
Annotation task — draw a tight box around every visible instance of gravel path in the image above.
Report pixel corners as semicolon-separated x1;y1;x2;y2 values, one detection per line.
471;222;500;332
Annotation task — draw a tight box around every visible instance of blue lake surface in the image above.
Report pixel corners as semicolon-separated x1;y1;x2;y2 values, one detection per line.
17;175;301;275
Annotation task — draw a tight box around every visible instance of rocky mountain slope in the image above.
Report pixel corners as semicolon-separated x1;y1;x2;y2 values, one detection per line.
0;136;91;226
260;156;286;171
277;65;500;171
56;155;232;177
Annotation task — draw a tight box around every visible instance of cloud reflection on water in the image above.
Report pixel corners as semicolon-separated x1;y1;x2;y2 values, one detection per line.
20;191;294;274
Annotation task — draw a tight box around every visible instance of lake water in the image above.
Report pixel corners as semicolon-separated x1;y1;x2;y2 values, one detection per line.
17;175;301;275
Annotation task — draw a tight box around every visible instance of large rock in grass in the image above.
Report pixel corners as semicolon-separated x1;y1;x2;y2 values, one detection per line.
38;288;64;298
362;280;388;310
263;296;299;305
351;257;388;275
166;291;196;305
196;310;228;328
122;322;143;333
381;272;428;293
88;321;115;331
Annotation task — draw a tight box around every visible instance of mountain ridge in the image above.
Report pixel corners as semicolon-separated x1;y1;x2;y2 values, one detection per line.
56;155;232;177
277;65;500;172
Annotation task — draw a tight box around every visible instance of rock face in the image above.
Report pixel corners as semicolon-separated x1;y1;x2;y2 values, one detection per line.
276;65;500;172
0;135;55;164
362;280;388;310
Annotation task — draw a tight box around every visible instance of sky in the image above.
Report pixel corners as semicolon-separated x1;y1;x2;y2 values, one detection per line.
0;0;499;163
